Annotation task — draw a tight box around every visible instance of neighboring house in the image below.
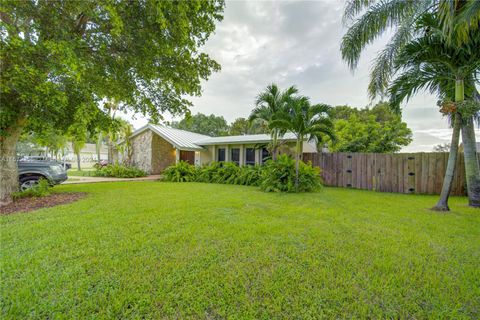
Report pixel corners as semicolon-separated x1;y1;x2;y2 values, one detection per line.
116;124;318;174
17;142;108;168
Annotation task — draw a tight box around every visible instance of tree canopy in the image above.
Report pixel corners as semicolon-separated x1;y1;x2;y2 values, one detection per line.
0;0;225;204
229;118;268;136
169;113;229;137
1;0;224;136
328;102;412;153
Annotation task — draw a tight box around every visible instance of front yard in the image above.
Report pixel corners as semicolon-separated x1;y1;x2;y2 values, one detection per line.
1;182;479;318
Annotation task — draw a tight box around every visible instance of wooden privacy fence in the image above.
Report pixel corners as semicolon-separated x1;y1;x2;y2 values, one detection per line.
303;152;473;196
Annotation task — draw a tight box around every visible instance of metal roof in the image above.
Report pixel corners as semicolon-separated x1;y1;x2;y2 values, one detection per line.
130;124;211;151
130;125;299;150
194;132;298;145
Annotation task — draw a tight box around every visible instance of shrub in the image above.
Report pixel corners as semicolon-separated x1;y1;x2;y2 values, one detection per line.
196;162;223;183
297;161;323;192
162;154;322;193
13;178;51;199
235;165;263;186
260;154;322;192
210;162;240;184
93;164;147;178
163;161;197;182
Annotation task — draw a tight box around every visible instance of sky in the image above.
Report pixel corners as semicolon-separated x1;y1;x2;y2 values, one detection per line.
121;0;479;152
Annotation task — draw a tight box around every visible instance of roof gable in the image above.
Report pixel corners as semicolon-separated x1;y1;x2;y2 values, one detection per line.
130;124;210;151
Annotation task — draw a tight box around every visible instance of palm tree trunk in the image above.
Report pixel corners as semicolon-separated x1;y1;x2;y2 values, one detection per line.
461;116;480;207
96;133;102;163
295;137;301;190
272;129;278;161
76;152;81;171
432;79;464;211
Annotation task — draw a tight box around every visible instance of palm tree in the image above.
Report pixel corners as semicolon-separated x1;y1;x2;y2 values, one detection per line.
342;1;480;208
388;15;480;210
272;96;335;189
249;84;298;160
71;139;86;171
341;0;479;98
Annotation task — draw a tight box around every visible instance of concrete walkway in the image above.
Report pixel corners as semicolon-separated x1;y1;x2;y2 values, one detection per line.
63;175;161;184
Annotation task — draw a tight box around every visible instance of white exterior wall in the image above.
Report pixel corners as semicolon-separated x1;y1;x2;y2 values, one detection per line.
196;141;316;166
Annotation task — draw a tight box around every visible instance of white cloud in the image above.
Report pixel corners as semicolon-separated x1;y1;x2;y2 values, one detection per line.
122;0;479;152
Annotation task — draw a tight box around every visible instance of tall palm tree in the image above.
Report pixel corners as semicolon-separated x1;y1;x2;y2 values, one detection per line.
272;96;335;189
388;15;480;210
249;84;298;160
342;0;479;98
71;139;86;171
342;0;480;208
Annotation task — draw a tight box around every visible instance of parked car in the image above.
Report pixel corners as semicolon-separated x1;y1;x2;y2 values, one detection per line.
19;156;72;170
17;160;68;191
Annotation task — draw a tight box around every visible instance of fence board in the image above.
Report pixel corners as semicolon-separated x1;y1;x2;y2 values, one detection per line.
305;152;473;196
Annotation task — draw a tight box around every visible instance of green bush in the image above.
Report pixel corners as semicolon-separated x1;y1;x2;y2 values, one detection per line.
195;162;223;183
93;164;147;178
163;161;197;182
162;154;322;193
211;162;240;184
235;165;263;186
260;154;322;192
13;178;51;199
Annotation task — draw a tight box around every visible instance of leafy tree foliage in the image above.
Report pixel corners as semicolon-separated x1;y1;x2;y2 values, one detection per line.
229;118;268;135
0;0;224;204
328;102;412;153
169;113;229;137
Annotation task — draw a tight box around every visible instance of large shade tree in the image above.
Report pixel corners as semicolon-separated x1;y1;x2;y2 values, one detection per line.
0;0;224;204
329;102;412;153
170;113;229;137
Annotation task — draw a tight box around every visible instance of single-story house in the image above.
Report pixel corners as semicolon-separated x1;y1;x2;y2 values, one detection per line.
116;124;318;174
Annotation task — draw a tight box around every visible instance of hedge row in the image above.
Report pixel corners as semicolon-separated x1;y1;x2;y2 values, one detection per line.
162;154;322;193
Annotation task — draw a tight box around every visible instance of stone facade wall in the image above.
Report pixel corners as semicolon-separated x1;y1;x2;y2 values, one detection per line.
130;130;153;173
151;134;176;174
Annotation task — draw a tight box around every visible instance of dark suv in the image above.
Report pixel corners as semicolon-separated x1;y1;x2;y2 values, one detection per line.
18;160;68;190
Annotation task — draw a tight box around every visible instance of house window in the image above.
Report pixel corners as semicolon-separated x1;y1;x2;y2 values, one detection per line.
218;148;226;162
231;148;240;165
245;148;255;165
261;147;270;164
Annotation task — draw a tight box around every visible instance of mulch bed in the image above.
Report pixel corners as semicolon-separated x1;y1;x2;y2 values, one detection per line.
0;193;87;215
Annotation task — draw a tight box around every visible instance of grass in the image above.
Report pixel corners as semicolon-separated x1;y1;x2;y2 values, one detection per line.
1;182;479;318
67;169;95;177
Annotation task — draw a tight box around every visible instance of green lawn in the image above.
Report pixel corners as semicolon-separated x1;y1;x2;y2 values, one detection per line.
67;168;96;176
1;182;479;318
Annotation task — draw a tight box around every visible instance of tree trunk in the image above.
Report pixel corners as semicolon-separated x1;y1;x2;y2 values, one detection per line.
96;133;102;163
432;79;464;211
295;137;301;191
461;117;480;207
272;129;278;161
432;114;461;211
107;137;113;164
0;122;24;206
76;152;81;171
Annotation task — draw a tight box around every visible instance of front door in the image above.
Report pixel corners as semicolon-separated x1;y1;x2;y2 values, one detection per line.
180;150;195;165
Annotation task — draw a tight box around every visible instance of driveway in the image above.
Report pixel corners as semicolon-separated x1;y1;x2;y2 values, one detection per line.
63;175;161;184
